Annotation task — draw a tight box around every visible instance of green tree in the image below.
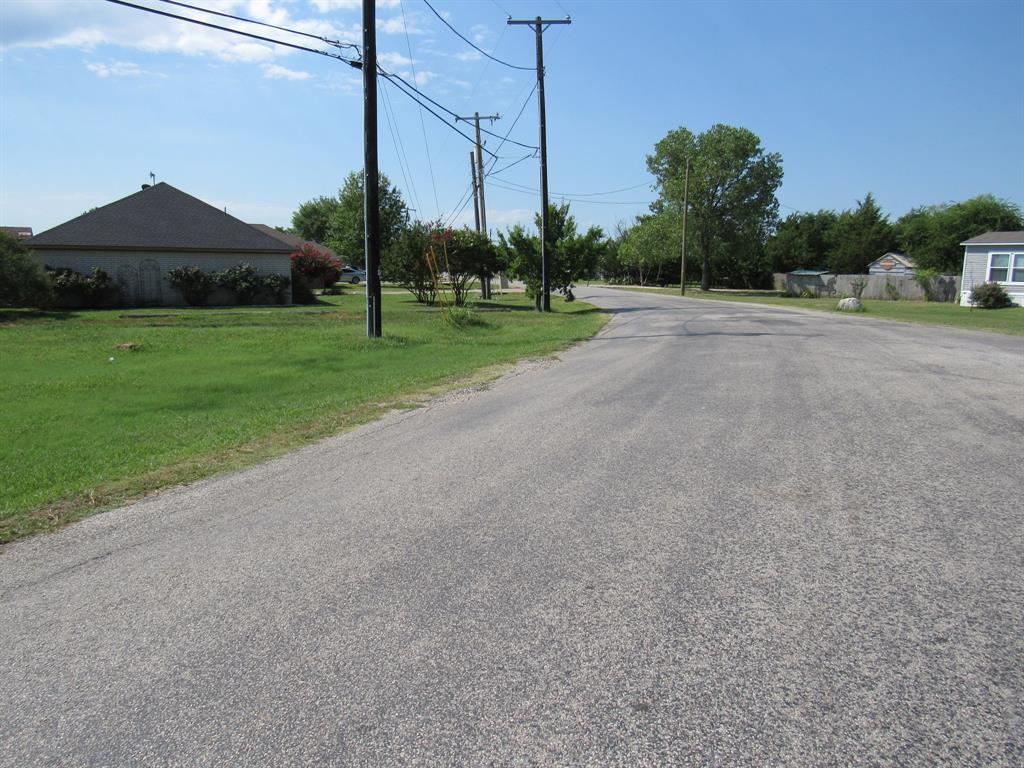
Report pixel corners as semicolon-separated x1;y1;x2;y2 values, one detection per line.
618;212;681;285
827;193;897;274
292;171;408;266
895;195;1023;274
0;233;51;308
765;210;838;273
291;196;339;243
647;124;783;290
382;221;436;304
499;203;605;309
444;227;504;306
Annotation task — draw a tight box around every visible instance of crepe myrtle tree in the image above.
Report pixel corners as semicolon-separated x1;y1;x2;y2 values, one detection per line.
499;202;605;310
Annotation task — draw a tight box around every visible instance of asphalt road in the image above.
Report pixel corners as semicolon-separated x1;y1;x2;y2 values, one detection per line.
2;288;1022;767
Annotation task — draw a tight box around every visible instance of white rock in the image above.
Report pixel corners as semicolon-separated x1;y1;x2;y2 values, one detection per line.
837;297;862;311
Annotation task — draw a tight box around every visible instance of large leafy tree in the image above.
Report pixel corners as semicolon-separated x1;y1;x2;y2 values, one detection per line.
292;171;408;266
827;193;897;274
291;196;339;244
895;195;1023;274
499;202;605;309
647;124;782;290
765;210;838;273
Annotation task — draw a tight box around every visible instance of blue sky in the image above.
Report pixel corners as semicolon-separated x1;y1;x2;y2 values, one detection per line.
1;0;1021;238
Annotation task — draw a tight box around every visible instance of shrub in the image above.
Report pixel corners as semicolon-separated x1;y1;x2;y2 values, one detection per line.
261;273;290;304
0;233;51;308
884;280;901;301
291;244;342;288
850;276;868;300
968;282;1014;309
167;265;214;305
291;272;317;304
441;306;487;328
49;267;119;308
213;263;263;304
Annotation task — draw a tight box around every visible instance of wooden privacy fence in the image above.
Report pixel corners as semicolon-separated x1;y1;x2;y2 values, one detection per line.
773;273;961;301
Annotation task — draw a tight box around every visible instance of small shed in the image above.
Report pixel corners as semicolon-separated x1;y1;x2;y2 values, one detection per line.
782;269;836;297
959;231;1024;306
26;183;294;305
868;252;916;276
1;226;33;240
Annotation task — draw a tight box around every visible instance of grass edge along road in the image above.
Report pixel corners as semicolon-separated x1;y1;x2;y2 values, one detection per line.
1;293;607;544
604;285;1024;335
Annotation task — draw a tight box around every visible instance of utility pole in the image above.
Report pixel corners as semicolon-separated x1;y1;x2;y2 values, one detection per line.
470;152;481;232
362;0;382;337
680;157;689;296
509;15;570;311
456;112;500;300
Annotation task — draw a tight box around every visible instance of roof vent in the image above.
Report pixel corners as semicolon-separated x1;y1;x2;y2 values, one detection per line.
141;184;151;190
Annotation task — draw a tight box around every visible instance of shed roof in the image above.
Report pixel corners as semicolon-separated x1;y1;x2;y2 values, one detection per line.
26;183;292;253
1;226;33;239
960;231;1024;246
869;252;916;268
248;224;338;259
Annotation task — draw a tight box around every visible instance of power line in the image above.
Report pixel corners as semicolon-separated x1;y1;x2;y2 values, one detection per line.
489;152;536;177
487;179;653;206
103;0;360;65
379;75;498;159
422;0;535;71
485;175;655;199
400;0;441;218
380;80;419;217
152;0;358;50
378;67;538;151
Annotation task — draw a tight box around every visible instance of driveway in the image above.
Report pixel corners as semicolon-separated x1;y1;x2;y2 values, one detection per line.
2;287;1021;766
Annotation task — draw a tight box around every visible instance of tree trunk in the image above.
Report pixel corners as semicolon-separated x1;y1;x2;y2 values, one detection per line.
701;236;712;291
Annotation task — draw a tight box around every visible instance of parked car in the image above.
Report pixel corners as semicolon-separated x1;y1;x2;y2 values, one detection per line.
336;266;366;284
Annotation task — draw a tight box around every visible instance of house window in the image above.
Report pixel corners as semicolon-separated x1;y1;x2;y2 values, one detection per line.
988;253;1024;283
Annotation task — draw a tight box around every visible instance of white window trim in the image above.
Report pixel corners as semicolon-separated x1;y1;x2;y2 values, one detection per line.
986;251;1024;285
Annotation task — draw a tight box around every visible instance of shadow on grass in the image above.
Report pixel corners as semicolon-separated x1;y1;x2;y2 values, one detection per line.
0;308;76;325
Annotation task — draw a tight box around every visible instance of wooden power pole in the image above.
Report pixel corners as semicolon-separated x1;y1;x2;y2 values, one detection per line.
680;158;689;296
456;112;500;299
362;0;381;337
470;151;481;231
508;15;570;312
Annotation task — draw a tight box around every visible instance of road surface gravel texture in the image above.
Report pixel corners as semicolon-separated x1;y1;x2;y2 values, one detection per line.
2;287;1022;767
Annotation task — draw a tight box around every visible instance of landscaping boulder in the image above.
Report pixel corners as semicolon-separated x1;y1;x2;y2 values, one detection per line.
837;297;862;311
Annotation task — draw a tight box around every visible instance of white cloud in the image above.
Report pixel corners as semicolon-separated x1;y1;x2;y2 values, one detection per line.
262;63;312;80
453;50;482;62
0;0;358;64
379;12;425;35
378;51;411;68
398;69;436;86
86;60;165;78
311;0;399;10
470;24;489;46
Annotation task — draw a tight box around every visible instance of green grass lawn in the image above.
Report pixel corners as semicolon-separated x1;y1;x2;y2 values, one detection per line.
606;286;1024;335
0;293;606;542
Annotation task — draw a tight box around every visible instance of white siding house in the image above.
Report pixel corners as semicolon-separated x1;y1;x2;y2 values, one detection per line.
26;183;294;305
959;231;1024;306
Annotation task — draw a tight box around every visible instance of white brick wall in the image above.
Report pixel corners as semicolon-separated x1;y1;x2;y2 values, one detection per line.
31;249;292;305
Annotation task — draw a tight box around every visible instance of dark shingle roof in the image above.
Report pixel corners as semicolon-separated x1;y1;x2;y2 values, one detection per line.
248;224;338;259
961;231;1024;246
26;183;292;252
